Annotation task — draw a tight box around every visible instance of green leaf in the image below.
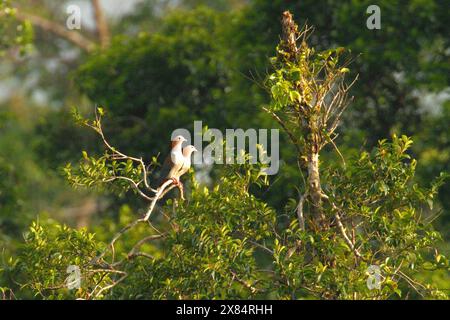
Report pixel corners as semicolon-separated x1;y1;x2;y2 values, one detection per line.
289;90;301;103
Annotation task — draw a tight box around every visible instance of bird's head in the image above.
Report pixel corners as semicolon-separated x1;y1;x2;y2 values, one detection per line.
183;145;198;157
171;135;187;148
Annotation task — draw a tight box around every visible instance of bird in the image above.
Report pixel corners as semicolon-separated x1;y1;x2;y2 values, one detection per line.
157;135;187;188
174;145;198;184
170;145;197;199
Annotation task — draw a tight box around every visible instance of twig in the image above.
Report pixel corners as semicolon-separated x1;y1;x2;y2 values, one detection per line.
322;193;362;258
397;271;426;298
91;109;158;193
247;240;274;255
127;252;154;260
144;179;174;220
104;176;152;201
93;273;128;299
334;210;361;258
230;270;259;294
89;180;174;266
111;234;166;267
262;106;302;154
326;134;346;167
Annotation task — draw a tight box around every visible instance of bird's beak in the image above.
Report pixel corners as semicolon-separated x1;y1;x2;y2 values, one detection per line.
192;147;198;152
182;137;188;142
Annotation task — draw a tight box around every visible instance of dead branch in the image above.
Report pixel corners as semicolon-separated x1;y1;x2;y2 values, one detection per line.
230;270;259;294
104;176;153;201
14;11;95;52
90;108;158;193
144;179;174;220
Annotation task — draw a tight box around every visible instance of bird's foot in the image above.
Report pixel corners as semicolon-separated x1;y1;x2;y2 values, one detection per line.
170;177;180;186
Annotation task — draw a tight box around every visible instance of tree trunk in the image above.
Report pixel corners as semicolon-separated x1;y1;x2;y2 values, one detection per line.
92;0;110;48
15;11;95;52
307;149;325;226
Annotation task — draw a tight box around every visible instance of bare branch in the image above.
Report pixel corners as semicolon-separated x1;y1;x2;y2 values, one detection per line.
111;234;165;267
144;179;174;220
104;176;153;201
90;109;158;193
15;11;95;52
93;273;127;299
247;240;275;255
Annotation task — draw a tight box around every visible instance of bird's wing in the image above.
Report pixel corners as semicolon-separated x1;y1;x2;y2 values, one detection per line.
157;147;185;184
168;150;185;178
161;153;175;177
174;155;191;180
155;153;174;186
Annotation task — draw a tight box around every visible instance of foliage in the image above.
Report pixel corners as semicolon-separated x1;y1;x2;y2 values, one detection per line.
273;136;448;299
232;0;450;144
1;1;448;300
8;130;448;299
74;7;234;156
8;15;448;298
114;167;276;299
415;101;450;232
261;15;448;298
0;108;37;241
31;1;446;213
15;221;104;299
0;0;33;55
0;105;90;297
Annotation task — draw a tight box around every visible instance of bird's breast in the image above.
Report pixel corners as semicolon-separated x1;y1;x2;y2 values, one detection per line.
171;151;184;165
182;160;191;170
